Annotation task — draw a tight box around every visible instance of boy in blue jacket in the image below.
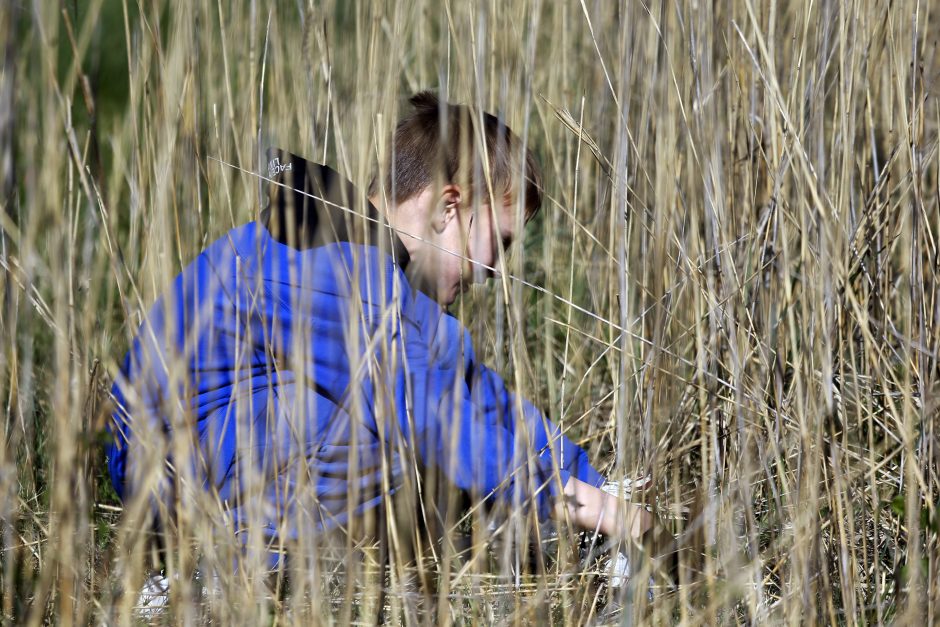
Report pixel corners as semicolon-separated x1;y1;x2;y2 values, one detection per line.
106;92;649;580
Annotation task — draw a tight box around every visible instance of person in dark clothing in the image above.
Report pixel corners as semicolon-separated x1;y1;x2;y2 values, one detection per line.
106;92;650;583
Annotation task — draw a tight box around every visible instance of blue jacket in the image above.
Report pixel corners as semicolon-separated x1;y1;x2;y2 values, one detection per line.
106;150;604;543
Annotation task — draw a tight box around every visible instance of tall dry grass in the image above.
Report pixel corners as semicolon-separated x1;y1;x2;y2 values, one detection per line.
1;0;938;624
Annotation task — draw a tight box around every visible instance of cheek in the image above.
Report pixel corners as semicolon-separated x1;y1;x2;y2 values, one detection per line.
437;241;465;282
469;218;494;267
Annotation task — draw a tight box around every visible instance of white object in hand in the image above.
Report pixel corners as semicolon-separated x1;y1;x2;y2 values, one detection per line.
601;475;651;499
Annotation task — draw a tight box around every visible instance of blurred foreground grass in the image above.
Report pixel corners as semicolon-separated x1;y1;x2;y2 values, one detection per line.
0;0;938;624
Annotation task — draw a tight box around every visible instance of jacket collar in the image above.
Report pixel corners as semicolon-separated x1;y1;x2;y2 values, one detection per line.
259;148;410;269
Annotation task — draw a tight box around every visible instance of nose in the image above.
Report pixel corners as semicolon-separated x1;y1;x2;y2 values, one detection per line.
471;262;492;284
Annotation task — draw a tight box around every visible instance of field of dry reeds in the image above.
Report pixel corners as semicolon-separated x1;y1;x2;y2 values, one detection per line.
1;0;938;624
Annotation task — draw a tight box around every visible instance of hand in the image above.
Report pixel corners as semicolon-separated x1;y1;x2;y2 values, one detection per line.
623;502;653;540
601;475;654;541
557;477;653;541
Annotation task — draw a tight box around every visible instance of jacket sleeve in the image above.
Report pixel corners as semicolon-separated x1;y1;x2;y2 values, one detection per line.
471;363;606;491
389;314;604;521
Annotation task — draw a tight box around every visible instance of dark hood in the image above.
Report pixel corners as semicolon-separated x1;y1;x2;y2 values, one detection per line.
259;148;410;269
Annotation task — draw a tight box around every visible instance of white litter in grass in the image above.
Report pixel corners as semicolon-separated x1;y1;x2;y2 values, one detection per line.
604;551;655;602
602;475;656;601
133;569;223;619
607;551;632;588
135;573;170;619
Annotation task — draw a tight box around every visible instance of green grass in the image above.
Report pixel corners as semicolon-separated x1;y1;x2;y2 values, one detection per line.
1;0;938;624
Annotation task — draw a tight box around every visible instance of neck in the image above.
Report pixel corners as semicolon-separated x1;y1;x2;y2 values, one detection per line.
369;194;427;261
370;192;444;300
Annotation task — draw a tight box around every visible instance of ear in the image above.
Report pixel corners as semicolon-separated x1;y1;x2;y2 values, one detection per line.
432;184;463;233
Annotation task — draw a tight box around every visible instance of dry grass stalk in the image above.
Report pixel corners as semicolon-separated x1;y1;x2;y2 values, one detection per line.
0;0;937;624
